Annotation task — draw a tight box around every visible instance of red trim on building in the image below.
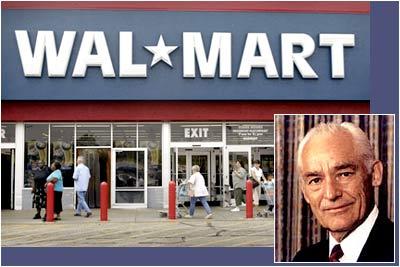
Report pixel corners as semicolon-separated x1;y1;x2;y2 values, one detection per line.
2;101;370;122
1;1;370;14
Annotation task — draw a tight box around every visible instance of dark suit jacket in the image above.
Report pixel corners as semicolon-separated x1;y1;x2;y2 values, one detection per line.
292;215;394;262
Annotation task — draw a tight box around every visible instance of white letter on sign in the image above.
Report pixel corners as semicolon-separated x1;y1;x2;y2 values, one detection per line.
184;128;191;138
281;33;318;79
183;32;231;78
238;33;279;78
320;34;355;78
202;128;209;138
119;32;147;77
15;30;76;77
72;31;115;77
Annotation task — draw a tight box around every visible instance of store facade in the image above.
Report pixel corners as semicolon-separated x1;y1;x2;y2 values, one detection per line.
1;2;370;210
2;122;275;209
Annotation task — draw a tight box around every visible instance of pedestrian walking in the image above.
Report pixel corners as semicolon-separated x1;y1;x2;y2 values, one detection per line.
231;160;247;212
73;156;92;217
185;165;213;219
44;161;63;221
31;161;50;219
250;160;266;217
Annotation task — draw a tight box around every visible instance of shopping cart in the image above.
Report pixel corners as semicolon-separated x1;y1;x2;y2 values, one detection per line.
158;178;189;218
262;180;275;217
176;178;190;218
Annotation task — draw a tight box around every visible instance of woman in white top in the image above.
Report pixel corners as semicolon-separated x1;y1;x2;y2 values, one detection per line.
185;165;213;219
250;160;266;213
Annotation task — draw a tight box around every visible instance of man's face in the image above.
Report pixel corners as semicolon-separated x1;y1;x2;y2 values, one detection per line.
299;131;381;236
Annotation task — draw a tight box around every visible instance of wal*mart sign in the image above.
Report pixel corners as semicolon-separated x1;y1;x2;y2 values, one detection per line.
14;31;353;79
2;10;369;100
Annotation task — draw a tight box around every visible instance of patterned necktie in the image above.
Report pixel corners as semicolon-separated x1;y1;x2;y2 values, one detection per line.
329;244;344;262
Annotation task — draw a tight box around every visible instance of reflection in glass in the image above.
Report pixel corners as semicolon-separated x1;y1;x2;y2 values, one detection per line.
171;149;187;184
1;124;16;143
116;191;144;203
50;125;74;187
138;124;162;186
113;124;137;148
178;155;186;182
24;124;48;187
115;150;145;204
115;151;145;188
76;124;111;146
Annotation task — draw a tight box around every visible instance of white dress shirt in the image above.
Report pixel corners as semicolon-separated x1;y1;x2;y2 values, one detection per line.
329;205;379;262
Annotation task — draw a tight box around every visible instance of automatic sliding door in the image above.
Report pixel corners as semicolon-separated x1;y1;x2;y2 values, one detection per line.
191;154;209;187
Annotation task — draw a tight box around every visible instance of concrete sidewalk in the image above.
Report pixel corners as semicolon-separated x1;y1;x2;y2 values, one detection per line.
1;207;274;247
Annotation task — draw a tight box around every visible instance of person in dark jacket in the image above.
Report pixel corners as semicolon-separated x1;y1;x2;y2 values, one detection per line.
31;161;50;219
293;122;393;262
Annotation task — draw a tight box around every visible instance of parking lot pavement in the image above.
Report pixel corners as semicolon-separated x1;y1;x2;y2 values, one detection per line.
1;207;274;247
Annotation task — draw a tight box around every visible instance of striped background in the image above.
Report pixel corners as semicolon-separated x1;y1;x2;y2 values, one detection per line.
275;114;394;262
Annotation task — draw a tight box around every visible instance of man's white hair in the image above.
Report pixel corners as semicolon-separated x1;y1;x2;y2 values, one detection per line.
77;156;86;164
297;122;375;173
192;165;200;173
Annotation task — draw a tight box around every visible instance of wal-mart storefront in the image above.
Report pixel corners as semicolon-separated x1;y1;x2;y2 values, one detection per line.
1;2;370;210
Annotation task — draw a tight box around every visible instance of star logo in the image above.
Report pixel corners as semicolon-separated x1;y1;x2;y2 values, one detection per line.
144;35;178;68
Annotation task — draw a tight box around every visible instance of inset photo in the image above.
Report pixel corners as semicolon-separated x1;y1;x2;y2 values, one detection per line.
274;114;395;263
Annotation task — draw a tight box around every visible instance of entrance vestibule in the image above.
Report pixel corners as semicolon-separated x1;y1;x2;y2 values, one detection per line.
171;146;274;206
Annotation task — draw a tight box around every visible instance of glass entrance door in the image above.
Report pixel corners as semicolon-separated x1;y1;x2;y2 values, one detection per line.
189;154;209;186
112;148;147;208
1;149;15;209
76;148;111;208
171;148;219;201
223;147;251;207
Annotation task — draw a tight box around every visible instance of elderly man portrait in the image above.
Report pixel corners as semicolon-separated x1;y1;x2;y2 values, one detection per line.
292;122;394;262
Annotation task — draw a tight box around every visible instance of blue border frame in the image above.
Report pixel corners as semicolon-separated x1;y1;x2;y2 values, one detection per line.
1;2;399;266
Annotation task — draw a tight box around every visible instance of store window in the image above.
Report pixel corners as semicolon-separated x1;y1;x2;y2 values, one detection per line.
113;124;137;148
171;123;223;142
1;124;15;143
170;149;186;183
76;124;111;146
138;124;162;186
226;123;274;145
50;125;74;187
24;124;48;187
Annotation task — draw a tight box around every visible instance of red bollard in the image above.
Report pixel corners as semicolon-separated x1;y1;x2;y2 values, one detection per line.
168;180;176;219
100;182;109;221
246;180;253;218
46;183;54;222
